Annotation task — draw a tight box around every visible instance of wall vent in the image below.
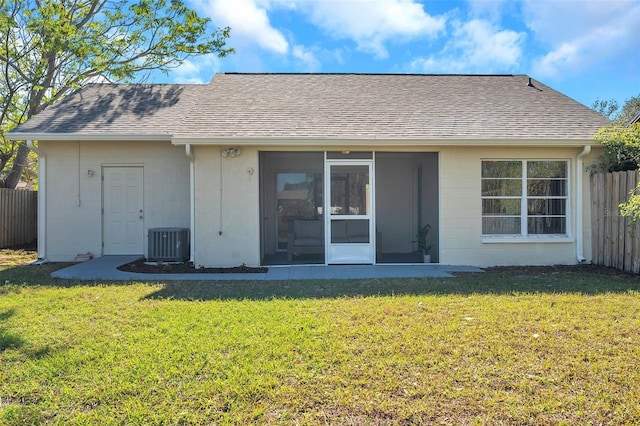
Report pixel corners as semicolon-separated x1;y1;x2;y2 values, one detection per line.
148;227;190;262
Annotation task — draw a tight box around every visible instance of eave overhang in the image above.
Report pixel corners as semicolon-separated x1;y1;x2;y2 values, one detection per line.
5;132;172;142
170;136;599;148
5;132;599;149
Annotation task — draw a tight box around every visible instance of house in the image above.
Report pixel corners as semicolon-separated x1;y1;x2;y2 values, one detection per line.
7;73;610;268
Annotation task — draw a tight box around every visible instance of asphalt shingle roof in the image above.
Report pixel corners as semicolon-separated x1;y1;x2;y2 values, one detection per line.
13;83;203;136
10;73;610;141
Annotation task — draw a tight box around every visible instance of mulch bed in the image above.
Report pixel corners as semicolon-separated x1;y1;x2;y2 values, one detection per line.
118;258;268;274
117;259;636;277
485;263;639;277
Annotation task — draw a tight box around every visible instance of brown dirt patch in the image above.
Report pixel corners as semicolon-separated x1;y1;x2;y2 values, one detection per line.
0;245;37;266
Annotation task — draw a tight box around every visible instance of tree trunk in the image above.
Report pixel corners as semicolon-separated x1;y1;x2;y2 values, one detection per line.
3;143;30;189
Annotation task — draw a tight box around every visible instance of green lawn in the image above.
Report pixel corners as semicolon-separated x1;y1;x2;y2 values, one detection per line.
1;249;639;425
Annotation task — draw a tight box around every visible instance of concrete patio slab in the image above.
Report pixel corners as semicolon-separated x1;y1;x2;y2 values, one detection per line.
50;256;484;281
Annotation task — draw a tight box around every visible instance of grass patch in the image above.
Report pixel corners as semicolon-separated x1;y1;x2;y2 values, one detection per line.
1;251;640;424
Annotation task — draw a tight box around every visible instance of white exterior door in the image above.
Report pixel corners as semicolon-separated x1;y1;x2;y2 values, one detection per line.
325;159;375;264
103;167;144;255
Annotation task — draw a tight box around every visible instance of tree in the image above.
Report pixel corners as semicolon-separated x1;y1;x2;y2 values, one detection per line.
618;95;640;125
591;98;619;120
592;122;640;172
592;121;640;221
591;93;640;173
0;0;233;189
592;94;640;125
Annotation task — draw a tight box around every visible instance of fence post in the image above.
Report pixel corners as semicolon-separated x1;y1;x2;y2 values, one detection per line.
623;171;634;272
591;173;598;265
603;173;613;267
616;172;627;270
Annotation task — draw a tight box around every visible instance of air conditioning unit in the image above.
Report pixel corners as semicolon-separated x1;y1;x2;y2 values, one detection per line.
148;227;189;262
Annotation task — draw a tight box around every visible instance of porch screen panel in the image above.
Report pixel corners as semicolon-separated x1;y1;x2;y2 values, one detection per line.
277;172;323;250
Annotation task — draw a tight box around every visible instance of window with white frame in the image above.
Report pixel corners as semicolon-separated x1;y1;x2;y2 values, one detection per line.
481;160;568;236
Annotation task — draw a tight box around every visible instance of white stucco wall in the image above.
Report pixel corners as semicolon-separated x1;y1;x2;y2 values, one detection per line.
193;146;260;267
40;140;189;262
40;140;600;268
438;145;600;267
190;144;599;268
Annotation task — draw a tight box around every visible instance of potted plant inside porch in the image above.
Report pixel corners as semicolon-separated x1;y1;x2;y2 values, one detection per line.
415;224;432;263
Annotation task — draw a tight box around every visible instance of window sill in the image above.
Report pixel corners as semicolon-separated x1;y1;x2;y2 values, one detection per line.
482;235;573;244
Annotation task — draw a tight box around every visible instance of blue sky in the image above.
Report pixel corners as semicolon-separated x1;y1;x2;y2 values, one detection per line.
161;0;639;110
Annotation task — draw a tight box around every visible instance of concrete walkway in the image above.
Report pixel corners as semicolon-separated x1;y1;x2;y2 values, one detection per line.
51;255;484;281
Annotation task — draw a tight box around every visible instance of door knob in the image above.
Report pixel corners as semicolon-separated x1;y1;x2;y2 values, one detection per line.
139;209;144;219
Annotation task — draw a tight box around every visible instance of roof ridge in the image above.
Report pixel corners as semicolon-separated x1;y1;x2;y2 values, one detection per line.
219;72;520;77
83;82;207;87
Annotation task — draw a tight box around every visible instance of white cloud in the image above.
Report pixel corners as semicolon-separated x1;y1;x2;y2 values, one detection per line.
302;0;446;59
466;0;510;21
410;19;525;73
289;45;346;71
532;43;579;79
292;45;321;72
196;0;289;54
172;59;204;84
173;54;221;84
192;0;447;69
453;20;524;68
523;0;640;79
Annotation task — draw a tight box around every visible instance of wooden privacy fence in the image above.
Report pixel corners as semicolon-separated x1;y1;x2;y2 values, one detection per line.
0;189;37;249
591;171;640;273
